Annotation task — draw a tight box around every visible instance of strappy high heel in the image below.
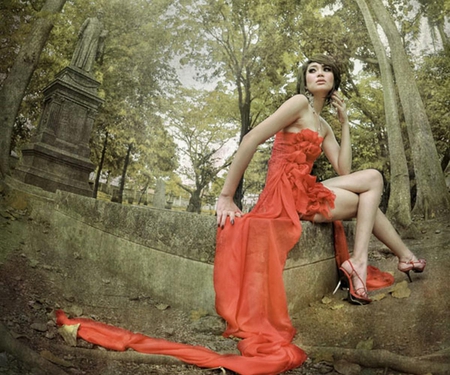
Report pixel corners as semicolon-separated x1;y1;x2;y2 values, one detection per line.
335;260;371;305
398;258;426;282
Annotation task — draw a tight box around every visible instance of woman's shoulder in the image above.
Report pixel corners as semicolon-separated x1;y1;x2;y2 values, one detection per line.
279;94;309;115
287;94;309;106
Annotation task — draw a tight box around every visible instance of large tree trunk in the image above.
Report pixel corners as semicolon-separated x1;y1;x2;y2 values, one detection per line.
0;0;67;178
355;0;413;231
369;0;450;218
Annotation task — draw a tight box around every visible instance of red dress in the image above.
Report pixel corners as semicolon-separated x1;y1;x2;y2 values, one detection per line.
214;129;335;373
56;128;393;375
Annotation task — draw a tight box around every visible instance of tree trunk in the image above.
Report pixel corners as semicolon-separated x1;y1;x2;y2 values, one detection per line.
93;131;108;199
138;178;150;205
187;189;202;213
118;143;133;204
369;0;450;218
233;76;252;209
355;0;413;231
436;22;449;50
0;0;67;178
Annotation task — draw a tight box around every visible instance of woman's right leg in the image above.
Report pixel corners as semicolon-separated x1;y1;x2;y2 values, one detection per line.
372;208;417;263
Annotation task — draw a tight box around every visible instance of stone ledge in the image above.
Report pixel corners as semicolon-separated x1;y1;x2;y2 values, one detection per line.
54;190;354;265
5;183;354;315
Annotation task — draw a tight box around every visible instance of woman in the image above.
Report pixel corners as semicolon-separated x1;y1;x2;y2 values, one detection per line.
215;54;426;306
56;55;426;375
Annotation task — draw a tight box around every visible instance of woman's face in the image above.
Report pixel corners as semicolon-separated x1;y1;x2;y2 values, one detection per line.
305;62;335;97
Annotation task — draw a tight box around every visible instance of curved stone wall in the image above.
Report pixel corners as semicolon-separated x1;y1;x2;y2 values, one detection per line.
4;180;354;315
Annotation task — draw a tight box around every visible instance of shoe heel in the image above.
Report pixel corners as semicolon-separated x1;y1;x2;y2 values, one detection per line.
398;258;426;282
333;280;342;295
405;270;412;283
333;270;349;295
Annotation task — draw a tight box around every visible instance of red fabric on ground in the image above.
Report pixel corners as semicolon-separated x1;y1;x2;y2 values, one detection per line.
56;129;393;374
333;221;394;291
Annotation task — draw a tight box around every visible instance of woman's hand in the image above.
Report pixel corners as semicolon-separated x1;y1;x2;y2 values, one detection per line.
216;194;243;228
331;92;348;125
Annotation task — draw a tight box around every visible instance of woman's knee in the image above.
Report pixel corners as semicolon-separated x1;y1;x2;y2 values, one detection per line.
363;169;384;191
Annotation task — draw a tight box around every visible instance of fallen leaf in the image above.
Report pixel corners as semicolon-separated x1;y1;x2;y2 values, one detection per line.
321;296;332;305
66;304;83;317
11;331;28;340
334;359;361;375
40;350;73;368
155;303;170;311
331;303;345;310
58;323;80;347
190;308;208;321
308;348;334;363
390;281;411;299
30;322;47;332
371;293;386;302
356;337;373;350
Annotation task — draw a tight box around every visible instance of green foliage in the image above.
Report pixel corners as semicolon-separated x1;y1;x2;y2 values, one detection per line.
3;0;448;208
416;49;450;164
7;0;179;192
166;88;238;211
0;1;35;81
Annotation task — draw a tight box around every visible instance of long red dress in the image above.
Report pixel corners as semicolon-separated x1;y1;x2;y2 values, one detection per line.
214;129;335;372
56;128;393;375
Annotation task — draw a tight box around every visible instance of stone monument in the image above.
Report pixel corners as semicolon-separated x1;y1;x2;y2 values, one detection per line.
15;12;107;197
153;178;166;209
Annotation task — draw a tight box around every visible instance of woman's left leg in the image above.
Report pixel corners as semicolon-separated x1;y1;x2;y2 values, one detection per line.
313;169;424;296
309;169;384;301
319;169;420;262
318;169;383;280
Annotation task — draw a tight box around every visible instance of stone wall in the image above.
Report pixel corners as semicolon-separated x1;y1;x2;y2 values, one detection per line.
4;179;354;315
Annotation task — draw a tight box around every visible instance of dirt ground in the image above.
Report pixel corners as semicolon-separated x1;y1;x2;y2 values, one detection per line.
0;189;449;375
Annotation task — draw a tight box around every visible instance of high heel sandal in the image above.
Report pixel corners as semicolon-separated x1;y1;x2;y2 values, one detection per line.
398;258;426;282
334;260;371;305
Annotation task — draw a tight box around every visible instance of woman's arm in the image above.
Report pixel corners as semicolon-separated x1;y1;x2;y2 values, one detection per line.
216;94;309;227
322;93;352;175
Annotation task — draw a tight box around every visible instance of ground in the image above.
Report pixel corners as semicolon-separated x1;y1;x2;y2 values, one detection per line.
0;189;449;375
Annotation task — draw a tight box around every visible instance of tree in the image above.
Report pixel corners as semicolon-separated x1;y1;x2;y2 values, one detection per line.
416;0;450;49
416;50;450;173
168;90;237;213
0;0;67;178
84;0;178;200
117;142;133;204
171;0;302;207
92;130;108;198
354;0;413;232
369;0;450;218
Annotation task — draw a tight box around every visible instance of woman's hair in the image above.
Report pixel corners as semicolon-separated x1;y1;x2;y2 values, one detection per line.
296;54;341;103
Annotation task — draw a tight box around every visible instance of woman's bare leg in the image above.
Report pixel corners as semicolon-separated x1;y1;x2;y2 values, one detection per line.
312;169;420;294
372;209;416;262
319;170;383;292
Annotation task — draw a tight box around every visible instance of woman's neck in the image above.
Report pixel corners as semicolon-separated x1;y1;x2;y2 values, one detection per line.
312;95;326;114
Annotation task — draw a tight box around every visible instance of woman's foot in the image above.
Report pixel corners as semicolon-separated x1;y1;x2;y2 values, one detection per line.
398;256;426;282
339;260;371;305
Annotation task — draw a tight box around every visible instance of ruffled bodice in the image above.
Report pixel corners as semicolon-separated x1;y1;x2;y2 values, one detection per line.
252;128;335;220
